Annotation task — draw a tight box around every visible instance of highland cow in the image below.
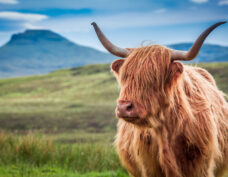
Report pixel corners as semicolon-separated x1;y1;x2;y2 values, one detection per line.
92;21;228;177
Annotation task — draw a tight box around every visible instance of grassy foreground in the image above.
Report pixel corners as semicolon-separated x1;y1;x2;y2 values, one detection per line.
0;132;128;177
0;167;127;177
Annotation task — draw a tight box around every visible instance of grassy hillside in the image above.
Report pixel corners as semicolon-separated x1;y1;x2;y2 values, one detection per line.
0;63;227;132
0;64;118;132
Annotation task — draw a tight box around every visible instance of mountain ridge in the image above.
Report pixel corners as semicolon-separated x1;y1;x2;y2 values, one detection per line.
169;43;228;62
0;29;115;78
0;29;227;78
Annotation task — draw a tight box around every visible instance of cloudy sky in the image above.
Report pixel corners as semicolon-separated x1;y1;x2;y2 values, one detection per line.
0;0;227;51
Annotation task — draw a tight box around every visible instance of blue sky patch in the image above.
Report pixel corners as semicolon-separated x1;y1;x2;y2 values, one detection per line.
0;0;227;50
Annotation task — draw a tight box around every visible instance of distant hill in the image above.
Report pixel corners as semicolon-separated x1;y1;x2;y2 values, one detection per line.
0;29;114;78
169;43;228;62
0;29;227;78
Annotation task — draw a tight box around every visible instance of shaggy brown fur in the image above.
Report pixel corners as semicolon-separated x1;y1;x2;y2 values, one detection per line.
112;45;228;177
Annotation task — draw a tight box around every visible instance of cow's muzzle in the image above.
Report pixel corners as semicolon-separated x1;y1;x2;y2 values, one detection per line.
116;100;139;120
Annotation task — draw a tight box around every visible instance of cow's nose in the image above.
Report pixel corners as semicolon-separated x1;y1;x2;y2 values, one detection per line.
116;101;138;118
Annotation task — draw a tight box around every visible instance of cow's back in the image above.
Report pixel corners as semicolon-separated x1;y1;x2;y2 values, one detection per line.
185;65;228;177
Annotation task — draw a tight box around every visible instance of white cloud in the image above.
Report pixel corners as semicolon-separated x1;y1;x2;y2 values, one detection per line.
154;8;166;14
0;0;18;4
0;0;152;11
190;0;208;4
0;12;48;22
23;23;45;29
218;0;228;5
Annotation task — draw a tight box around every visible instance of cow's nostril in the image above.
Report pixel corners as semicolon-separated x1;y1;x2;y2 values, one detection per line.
116;101;140;119
126;104;133;111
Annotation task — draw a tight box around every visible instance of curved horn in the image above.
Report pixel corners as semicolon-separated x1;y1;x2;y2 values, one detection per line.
91;22;130;58
172;21;227;61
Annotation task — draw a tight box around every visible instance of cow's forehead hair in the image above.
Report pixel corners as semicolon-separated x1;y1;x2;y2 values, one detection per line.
119;45;172;85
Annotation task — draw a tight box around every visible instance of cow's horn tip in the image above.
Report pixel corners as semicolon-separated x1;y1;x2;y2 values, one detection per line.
218;21;227;25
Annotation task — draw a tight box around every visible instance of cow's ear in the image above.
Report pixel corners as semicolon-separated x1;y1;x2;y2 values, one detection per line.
166;61;183;88
111;59;125;73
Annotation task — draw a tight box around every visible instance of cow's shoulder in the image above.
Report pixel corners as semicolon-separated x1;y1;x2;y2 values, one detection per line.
184;65;216;86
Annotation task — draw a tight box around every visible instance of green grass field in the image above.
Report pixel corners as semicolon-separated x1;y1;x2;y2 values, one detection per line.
0;132;128;177
0;63;227;176
0;64;118;132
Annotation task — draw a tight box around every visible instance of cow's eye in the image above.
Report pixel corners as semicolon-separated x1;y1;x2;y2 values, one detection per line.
111;59;125;73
